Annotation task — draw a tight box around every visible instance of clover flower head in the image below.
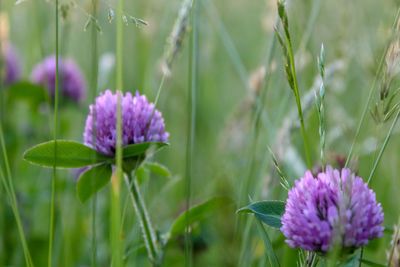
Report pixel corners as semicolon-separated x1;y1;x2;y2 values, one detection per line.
31;55;86;102
2;44;21;85
281;166;384;252
83;90;169;156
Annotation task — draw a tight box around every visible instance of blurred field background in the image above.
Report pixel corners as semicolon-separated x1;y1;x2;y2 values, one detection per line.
1;0;400;266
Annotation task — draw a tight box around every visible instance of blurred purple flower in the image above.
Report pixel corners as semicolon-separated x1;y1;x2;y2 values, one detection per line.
281;166;384;252
2;44;21;86
83;90;169;156
31;55;86;102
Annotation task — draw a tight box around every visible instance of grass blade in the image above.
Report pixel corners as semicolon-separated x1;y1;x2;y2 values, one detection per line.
256;220;280;267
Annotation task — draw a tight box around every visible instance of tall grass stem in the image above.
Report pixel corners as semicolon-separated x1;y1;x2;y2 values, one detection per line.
49;0;60;265
89;1;99;266
111;0;125;265
0;123;34;266
184;0;197;265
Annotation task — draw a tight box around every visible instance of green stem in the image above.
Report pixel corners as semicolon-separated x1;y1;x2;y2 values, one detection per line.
238;24;277;267
184;0;197;266
306;252;317;267
153;74;166;108
49;0;60;265
367;108;400;184
124;172;160;266
89;0;99;265
285;34;312;168
111;0;124;265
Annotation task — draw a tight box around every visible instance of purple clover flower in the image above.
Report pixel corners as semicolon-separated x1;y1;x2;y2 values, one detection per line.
2;44;21;86
83;90;169;156
281;166;384;252
31;55;86;102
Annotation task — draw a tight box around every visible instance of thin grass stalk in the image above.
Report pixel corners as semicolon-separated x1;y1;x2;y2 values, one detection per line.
124;172;160;265
0;7;33;267
111;0;124;265
153;74;166;107
119;159;141;225
49;0;60;265
284;33;311;168
184;0;197;266
238;221;254;267
238;32;277;267
33;0;45;58
345;7;400;167
316;44;326;168
238;13;279;267
344;56;386;168
256;220;280;267
203;0;248;89
0;123;34;266
276;1;311;168
367;107;400;184
154;0;192;113
90;0;99;266
239;29;277;206
297;0;322;53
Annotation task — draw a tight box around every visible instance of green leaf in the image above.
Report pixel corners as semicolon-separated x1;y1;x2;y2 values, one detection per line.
342;250;360;267
122;142;168;159
6;81;48;107
77;164;112;203
143;162;171;177
358;259;386;267
135;162;171;185
136;165;149;185
23;140;112;168
124;242;146;260
237;200;285;229
167;197;227;241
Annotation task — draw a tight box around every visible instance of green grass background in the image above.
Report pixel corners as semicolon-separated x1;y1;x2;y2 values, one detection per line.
1;0;400;266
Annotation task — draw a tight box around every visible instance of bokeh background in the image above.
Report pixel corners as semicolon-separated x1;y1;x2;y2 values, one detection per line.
1;0;400;266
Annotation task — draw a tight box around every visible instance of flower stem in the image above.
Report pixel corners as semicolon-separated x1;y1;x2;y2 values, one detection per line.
125;172;161;266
